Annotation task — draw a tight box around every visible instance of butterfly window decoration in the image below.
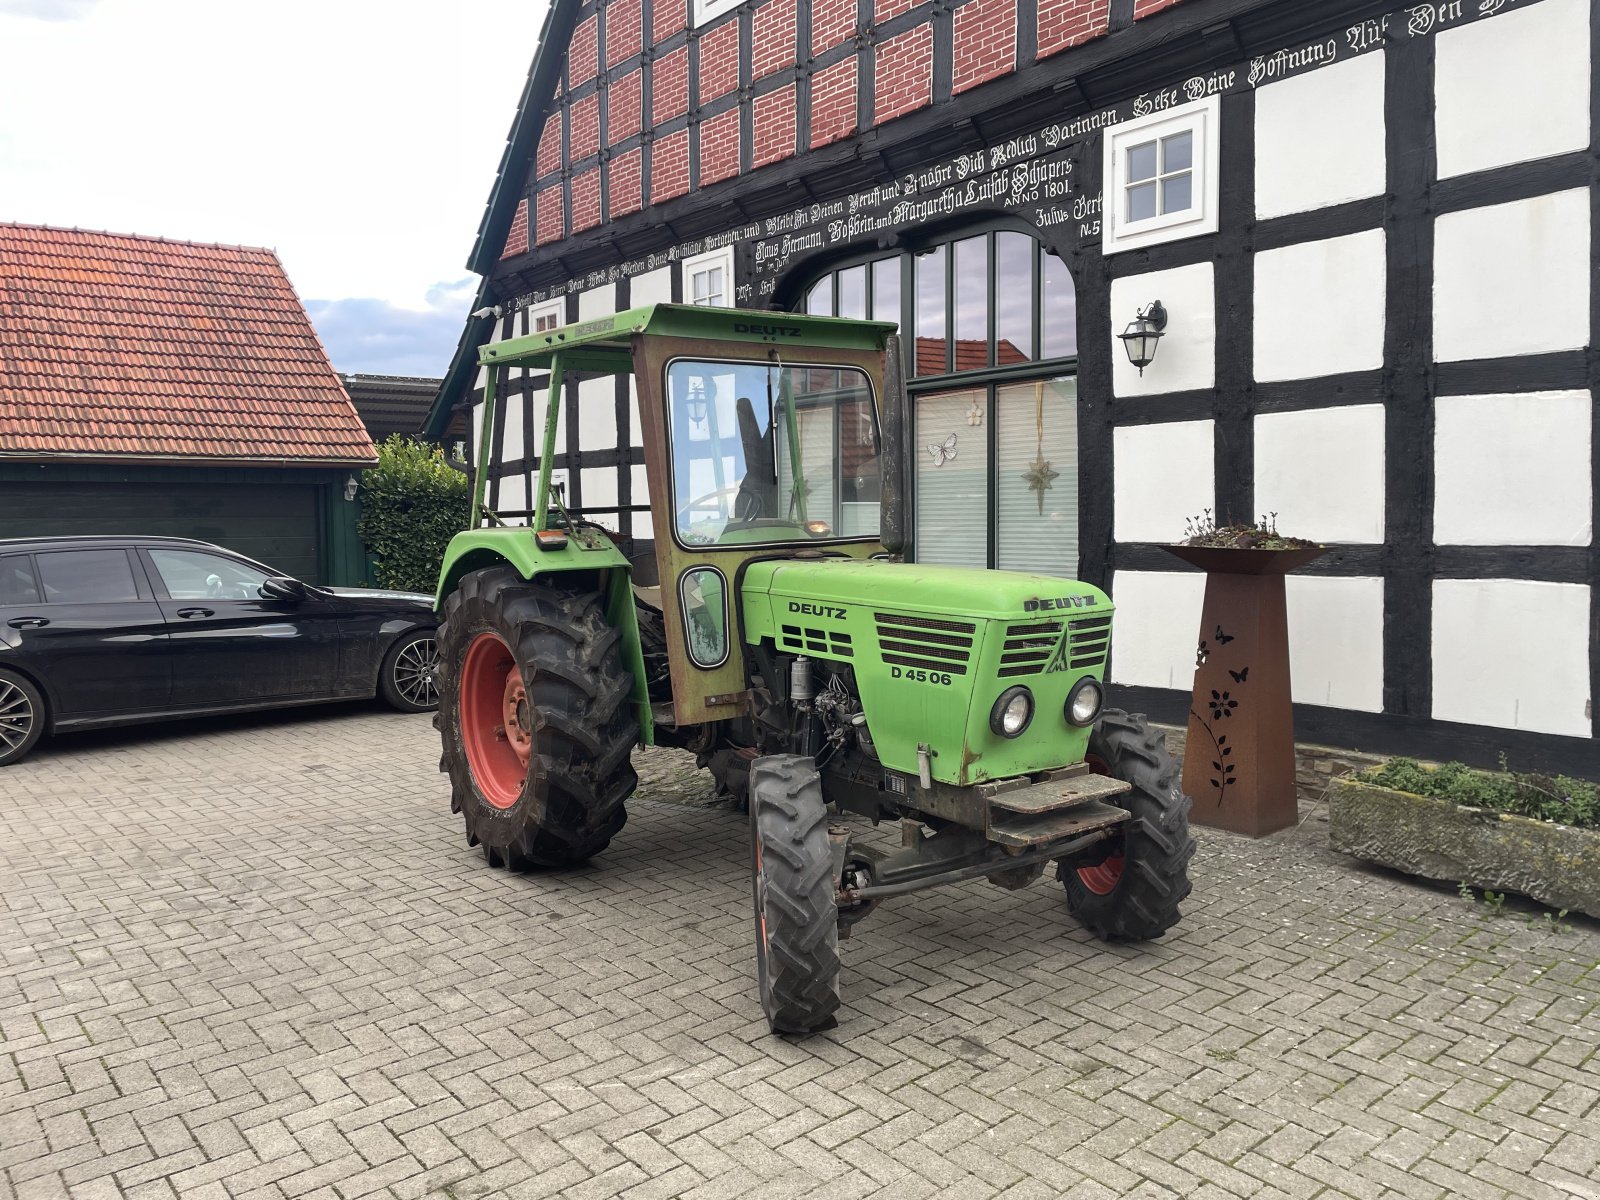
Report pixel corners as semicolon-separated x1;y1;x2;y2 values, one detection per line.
927;432;958;468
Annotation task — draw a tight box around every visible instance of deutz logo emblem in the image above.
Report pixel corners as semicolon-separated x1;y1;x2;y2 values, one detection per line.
1045;632;1071;674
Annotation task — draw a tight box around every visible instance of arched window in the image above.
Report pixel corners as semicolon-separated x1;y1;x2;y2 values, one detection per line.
797;228;1082;578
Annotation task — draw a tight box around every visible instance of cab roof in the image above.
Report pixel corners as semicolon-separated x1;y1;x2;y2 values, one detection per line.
478;303;898;374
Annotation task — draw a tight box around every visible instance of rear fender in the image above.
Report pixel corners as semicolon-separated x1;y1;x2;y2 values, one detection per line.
435;528;654;745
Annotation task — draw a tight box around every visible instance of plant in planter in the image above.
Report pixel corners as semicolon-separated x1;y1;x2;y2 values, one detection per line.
1163;514;1325;837
1332;757;1600;919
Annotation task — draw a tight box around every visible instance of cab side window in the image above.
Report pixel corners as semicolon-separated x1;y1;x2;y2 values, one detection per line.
147;549;272;601
34;550;140;604
0;556;40;605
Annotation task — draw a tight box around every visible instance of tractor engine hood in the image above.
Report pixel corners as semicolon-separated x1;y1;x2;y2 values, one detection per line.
740;558;1113;786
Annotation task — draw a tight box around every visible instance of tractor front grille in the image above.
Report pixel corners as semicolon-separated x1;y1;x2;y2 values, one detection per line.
998;620;1063;677
995;614;1113;676
1068;615;1112;670
873;612;974;675
780;624;853;659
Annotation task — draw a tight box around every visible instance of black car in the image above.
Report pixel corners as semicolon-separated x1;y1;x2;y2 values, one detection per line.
0;536;440;766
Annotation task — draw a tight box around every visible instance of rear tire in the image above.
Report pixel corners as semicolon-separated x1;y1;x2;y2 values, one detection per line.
1057;709;1195;941
437;567;637;868
0;669;45;767
749;755;840;1034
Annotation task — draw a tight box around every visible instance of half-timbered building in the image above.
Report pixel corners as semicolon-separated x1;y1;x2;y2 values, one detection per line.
426;0;1597;774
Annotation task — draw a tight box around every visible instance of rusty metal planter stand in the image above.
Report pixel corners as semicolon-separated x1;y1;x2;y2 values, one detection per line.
1163;545;1326;838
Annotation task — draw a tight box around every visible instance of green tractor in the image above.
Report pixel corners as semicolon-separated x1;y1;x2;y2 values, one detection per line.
433;304;1194;1034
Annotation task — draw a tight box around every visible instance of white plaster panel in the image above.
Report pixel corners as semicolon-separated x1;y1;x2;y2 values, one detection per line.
1253;405;1385;543
1255;51;1386;219
630;464;653;538
529;388;565;454
470;402;484;460
1109;570;1208;691
1434;391;1593;546
631;265;673;307
578;378;619;451
1432;579;1591;738
1284;576;1385;712
497;474;528;523
1254;230;1386;382
1434;189;1591;362
1435;0;1591;180
1110;263;1215;398
1113;420;1215;543
582;467;619;513
578;285;616;320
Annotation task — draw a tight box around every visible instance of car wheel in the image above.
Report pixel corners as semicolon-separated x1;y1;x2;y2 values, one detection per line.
0;669;46;766
379;629;439;713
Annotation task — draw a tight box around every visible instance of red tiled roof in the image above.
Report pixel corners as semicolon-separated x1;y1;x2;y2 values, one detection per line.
0;223;376;465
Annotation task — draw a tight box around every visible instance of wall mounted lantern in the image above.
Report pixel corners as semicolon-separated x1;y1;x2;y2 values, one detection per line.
1118;300;1168;376
343;474;360;502
685;375;710;426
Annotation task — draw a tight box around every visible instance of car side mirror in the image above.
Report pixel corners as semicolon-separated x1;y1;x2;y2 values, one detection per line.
261;576;306;602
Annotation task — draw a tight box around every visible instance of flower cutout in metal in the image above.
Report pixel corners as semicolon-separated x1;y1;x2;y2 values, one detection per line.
1208;689;1238;720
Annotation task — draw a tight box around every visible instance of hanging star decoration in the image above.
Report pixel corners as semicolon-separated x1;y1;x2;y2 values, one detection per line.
967;399;984;427
1022;452;1060;516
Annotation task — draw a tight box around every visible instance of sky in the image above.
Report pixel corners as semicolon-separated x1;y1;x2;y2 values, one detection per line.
0;0;547;377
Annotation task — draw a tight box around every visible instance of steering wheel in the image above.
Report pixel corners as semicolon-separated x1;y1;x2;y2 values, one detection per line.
675;484;745;527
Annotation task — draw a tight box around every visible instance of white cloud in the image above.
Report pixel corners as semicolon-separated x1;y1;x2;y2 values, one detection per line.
0;0;544;323
308;278;479;377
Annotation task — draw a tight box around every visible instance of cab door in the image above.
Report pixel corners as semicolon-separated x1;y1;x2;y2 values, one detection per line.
139;546;340;705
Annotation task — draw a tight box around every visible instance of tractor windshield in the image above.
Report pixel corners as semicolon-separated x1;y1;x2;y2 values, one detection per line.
667;359;882;547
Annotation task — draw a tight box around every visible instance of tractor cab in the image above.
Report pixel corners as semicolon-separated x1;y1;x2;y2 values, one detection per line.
432;303;1194;1035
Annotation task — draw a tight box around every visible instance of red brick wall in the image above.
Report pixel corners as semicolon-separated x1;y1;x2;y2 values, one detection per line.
810;57;857;148
535;187;563;246
569;15;599;85
753;0;798;80
611;148;643;217
1037;0;1107;59
698;19;740;101
653;46;689;123
875;25;933;125
753;85;796;167
653;0;687;42
571;169;602;232
535;114;561;180
609;70;643;144
501;199;529;260
652;128;690;203
1133;0;1184;15
607;0;643;65
811;0;856;54
875;0;918;22
699;106;742;185
952;0;1016;95
570;92;600;161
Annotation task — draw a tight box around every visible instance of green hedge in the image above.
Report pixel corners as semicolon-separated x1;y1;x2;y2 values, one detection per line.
1360;757;1599;830
355;435;470;594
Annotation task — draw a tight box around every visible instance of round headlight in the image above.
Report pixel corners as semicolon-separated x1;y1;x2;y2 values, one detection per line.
1066;678;1104;727
990;686;1034;738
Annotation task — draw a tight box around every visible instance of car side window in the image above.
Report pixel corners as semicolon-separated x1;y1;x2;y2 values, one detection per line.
147;549;273;601
0;556;40;605
35;550;140;604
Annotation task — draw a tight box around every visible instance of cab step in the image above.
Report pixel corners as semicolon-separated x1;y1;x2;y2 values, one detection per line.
986;771;1132;816
987;800;1132;848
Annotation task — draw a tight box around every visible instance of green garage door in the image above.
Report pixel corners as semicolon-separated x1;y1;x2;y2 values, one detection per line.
0;480;323;583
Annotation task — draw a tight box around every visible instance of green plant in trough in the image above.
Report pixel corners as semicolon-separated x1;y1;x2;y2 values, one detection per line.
356;435;470;593
1363;757;1598;830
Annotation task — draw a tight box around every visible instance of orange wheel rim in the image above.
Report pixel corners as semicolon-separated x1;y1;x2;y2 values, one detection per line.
460;632;530;810
1076;751;1125;895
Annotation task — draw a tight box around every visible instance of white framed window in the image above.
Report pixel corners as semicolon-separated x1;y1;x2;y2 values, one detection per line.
693;0;742;27
683;246;734;307
527;299;563;334
1103;96;1221;255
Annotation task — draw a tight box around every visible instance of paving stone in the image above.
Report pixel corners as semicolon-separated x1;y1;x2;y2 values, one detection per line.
1;709;1598;1199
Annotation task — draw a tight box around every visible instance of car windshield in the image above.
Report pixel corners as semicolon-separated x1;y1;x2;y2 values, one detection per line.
667;359;881;547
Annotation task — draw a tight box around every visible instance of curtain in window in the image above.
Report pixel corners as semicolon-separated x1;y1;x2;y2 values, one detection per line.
913;389;986;568
995;378;1079;578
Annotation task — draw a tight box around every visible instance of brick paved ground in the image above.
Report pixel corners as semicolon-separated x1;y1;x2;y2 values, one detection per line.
1;706;1598;1200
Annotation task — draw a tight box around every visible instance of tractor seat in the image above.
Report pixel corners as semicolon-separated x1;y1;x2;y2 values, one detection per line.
632;583;663;611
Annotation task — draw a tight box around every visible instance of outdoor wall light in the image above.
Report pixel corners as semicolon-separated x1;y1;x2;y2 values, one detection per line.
685;376;709;425
343;474;359;502
1118;300;1168;375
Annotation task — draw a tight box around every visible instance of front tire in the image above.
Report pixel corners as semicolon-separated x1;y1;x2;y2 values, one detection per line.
0;669;45;766
437;567;637;868
379;628;439;712
1058;709;1195;941
749;755;840;1034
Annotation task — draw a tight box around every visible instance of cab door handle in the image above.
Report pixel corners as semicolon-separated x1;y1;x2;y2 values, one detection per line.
176;608;215;619
5;617;48;629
